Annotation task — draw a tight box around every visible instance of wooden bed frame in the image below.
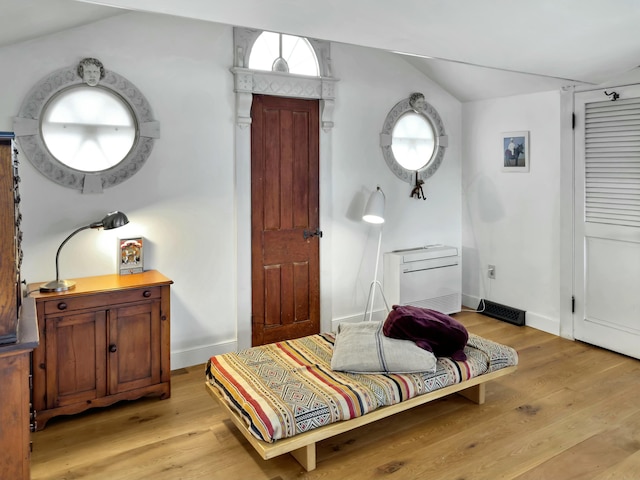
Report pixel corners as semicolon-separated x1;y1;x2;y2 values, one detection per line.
205;365;517;471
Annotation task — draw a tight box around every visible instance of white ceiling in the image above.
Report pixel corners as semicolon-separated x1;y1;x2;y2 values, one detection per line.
3;0;640;101
0;0;122;48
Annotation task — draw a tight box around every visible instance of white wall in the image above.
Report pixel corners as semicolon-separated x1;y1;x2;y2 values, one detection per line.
2;13;237;368
461;91;561;334
0;12;462;367
329;43;462;325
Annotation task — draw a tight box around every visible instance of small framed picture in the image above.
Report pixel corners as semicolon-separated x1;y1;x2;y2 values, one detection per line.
502;131;529;172
119;237;144;275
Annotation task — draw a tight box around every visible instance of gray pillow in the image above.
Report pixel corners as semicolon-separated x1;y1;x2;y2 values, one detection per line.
331;321;437;374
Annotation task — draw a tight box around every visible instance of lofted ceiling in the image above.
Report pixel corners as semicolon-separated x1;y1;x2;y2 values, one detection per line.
3;0;640;101
0;0;122;49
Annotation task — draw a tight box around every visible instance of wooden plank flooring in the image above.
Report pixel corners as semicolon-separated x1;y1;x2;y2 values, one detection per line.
30;313;640;480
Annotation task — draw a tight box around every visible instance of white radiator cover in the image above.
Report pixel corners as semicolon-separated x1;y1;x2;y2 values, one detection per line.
383;245;462;314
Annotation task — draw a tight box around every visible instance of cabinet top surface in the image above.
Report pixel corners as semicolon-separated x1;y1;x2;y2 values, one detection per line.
29;270;172;300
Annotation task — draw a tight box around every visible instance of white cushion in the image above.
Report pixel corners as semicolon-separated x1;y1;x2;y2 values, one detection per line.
331;321;437;374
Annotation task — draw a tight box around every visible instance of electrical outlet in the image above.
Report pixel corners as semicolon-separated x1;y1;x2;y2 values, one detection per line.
488;264;496;279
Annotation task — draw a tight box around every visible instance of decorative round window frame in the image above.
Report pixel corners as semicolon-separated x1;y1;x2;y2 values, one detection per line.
380;95;448;184
13;61;160;193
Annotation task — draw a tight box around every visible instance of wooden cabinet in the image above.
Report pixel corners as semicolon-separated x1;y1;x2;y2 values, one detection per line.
0;138;22;345
0;138;37;480
30;271;172;429
0;299;38;480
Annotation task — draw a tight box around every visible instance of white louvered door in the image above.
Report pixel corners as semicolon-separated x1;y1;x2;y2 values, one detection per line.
574;85;640;359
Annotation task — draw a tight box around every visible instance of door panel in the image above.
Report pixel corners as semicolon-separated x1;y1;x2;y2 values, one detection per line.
574;85;640;359
586;236;640;327
46;312;106;408
251;95;320;346
108;301;161;394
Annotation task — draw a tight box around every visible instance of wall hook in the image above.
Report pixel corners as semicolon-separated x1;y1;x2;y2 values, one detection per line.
604;90;619;101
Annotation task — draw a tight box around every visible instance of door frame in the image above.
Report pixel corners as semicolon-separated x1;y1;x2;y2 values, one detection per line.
234;91;333;350
560;80;640;341
230;43;337;349
250;94;321;345
559;86;576;340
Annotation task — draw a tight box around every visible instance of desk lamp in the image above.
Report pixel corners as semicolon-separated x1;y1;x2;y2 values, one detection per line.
39;211;129;293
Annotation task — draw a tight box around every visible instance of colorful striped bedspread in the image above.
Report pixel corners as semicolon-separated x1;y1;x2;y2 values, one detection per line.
205;332;518;443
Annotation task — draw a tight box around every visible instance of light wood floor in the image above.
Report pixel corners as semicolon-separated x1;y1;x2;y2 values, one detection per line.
31;312;640;480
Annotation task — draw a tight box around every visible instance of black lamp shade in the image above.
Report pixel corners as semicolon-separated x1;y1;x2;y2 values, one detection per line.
91;211;129;230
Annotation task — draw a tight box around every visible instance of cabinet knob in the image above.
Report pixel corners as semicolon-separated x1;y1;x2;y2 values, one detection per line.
57;302;67;310
109;344;117;353
143;290;151;297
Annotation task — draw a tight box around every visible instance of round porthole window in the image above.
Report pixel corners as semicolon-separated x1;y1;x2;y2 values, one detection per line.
41;86;137;172
380;93;448;185
14;58;160;193
391;111;436;171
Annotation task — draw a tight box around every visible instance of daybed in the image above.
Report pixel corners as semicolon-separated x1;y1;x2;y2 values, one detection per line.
205;326;518;471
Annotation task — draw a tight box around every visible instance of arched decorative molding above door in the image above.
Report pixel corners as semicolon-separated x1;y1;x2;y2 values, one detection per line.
231;27;337;130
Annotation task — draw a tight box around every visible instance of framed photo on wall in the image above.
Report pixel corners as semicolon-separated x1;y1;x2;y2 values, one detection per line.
119;237;144;275
502;131;529;172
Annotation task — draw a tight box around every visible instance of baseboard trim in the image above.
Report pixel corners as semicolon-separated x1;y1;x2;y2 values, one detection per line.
170;301;560;370
462;294;482;311
171;340;238;370
462;294;559;336
525;311;559;336
331;309;387;331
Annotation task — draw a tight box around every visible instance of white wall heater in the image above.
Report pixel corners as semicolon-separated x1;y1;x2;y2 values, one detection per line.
383;245;461;314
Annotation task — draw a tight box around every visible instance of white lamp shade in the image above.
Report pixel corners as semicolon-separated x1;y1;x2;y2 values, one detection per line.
363;187;385;224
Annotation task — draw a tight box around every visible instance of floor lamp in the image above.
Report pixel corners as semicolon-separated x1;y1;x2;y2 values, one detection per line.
363;187;390;322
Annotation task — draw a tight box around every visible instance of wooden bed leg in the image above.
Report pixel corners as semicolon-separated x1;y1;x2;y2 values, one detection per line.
458;383;486;405
290;443;316;471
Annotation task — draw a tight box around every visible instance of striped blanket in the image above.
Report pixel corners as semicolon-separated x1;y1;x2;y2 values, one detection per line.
205;332;518;443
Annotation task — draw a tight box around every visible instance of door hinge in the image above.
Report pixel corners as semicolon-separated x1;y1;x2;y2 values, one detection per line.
571;295;575;313
572;113;575;130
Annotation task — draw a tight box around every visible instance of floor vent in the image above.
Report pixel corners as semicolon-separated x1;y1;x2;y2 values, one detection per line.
477;299;525;326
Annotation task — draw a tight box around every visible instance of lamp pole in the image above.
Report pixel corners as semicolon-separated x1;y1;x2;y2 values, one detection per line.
362;187;390;321
363;225;389;322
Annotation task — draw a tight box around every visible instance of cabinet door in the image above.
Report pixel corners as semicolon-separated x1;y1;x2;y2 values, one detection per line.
45;312;107;408
108;300;161;394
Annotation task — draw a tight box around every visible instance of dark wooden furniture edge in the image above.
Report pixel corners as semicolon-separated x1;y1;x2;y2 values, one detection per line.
1;297;39;353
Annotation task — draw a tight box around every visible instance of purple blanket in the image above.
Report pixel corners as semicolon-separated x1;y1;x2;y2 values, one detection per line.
383;305;468;361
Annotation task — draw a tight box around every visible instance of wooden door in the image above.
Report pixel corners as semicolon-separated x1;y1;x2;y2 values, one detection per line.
251;95;320;346
573;85;640;359
108;301;161;394
45;312;106;408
